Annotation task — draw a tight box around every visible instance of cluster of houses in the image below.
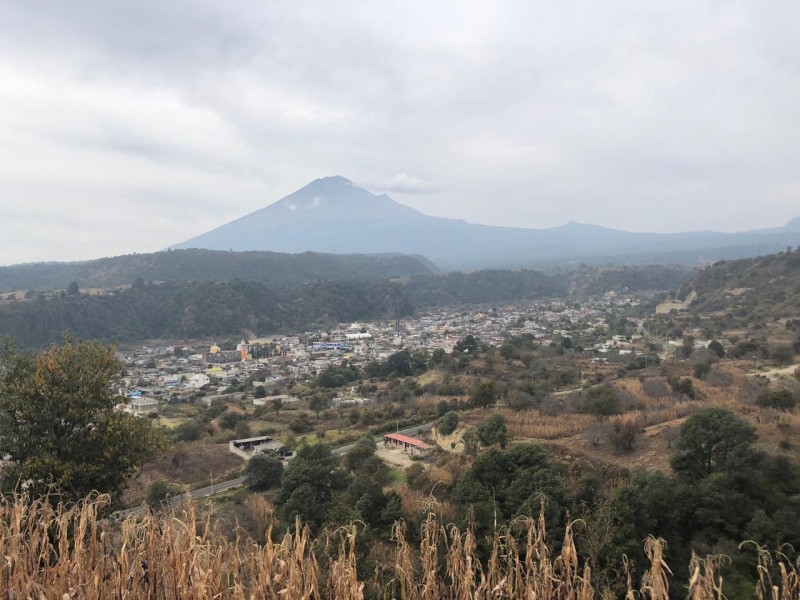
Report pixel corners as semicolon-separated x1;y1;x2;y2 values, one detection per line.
120;295;664;415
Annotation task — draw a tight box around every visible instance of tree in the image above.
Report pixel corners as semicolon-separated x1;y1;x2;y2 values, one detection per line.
275;443;347;531
708;340;725;358
436;400;450;417
309;393;330;419
586;386;621;416
668;376;696;399
461;429;479;456
245;453;284;491
254;386;267;399
770;344;795;366
437;411;459;435
175;419;204;441
670;408;757;482
470;381;497;409
66;281;81;296
272;397;283;415
454;335;479;354
344;437;377;473
477;414;509;449
0;337;167;507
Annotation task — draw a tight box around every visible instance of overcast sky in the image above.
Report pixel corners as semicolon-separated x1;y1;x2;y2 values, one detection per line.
1;1;799;265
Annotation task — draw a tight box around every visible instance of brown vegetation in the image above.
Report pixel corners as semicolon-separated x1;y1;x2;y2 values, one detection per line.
0;494;797;599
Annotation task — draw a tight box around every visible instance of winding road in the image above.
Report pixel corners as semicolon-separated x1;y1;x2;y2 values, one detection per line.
113;421;435;519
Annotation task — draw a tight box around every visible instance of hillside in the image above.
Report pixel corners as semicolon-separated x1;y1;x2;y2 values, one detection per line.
170;176;800;270
675;248;800;317
0;249;435;293
0;264;696;346
0;279;412;348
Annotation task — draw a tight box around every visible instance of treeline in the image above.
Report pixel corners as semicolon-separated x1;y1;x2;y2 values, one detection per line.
0;248;434;292
569;264;693;295
0;279;412;347
402;269;567;306
676;247;800;317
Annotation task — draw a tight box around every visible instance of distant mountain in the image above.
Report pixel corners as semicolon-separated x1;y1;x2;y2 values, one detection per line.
0;248;434;293
170;176;800;270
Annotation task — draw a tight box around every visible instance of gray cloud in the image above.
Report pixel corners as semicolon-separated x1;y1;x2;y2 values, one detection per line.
0;0;799;265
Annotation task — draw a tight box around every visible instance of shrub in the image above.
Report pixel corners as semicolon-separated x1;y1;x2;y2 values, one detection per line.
477;414;509;449
175;420;204;442
608;415;641;451
145;479;179;507
668;377;696;399
289;414;313;434
641;378;670;397
245;453;284;491
437;411;459;435
756;389;797;411
586;386;621;416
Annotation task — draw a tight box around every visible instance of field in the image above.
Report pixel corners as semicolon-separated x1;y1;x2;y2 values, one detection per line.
0;494;797;599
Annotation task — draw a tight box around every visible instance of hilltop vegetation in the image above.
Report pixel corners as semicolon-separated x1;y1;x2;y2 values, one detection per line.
676;247;800;318
0;264;692;347
0;248;434;292
0;279;412;348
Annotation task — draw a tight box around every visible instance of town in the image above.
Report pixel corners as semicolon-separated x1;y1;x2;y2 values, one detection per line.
119;293;656;418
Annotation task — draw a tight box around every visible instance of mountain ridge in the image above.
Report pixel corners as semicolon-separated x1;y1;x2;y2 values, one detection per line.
0;248;434;293
170;177;800;269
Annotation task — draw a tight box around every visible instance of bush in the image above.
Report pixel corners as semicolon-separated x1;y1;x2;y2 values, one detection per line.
245;453;284;491
756;389;797;411
437;411;459;435
476;414;508;449
608;416;641;451
175;420;204;442
693;362;711;379
770;344;795;365
289;414;313;434
218;411;245;430
668;377;696;399
586;386;621;416
641;378;669;397
145;479;179;507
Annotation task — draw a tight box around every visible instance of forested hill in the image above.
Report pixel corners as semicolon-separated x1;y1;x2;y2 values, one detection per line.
402;270;567;306
676;248;800;317
0;264;698;347
0;249;435;292
402;265;693;307
0;279;412;348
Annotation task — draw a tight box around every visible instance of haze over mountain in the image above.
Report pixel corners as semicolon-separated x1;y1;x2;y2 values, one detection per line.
0;249;434;293
171;177;800;270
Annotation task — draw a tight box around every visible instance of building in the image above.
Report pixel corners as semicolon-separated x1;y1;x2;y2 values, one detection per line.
253;394;300;407
383;433;433;457
128;396;159;414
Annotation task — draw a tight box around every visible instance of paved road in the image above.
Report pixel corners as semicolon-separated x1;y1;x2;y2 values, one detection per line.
112;421;435;519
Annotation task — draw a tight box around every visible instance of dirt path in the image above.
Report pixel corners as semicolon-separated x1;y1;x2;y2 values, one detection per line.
748;364;799;380
375;445;417;469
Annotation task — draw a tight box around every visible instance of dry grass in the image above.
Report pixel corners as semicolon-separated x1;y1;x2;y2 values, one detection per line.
0;494;798;599
482;409;598;439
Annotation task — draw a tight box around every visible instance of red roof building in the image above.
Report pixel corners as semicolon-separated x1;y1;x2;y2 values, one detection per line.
383;432;432;455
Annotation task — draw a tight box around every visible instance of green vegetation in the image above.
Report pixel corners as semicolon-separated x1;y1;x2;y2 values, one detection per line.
0;279;413;348
0;248;434;292
0;337;167;507
437;411;459;435
676;247;800;318
244;454;283;491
